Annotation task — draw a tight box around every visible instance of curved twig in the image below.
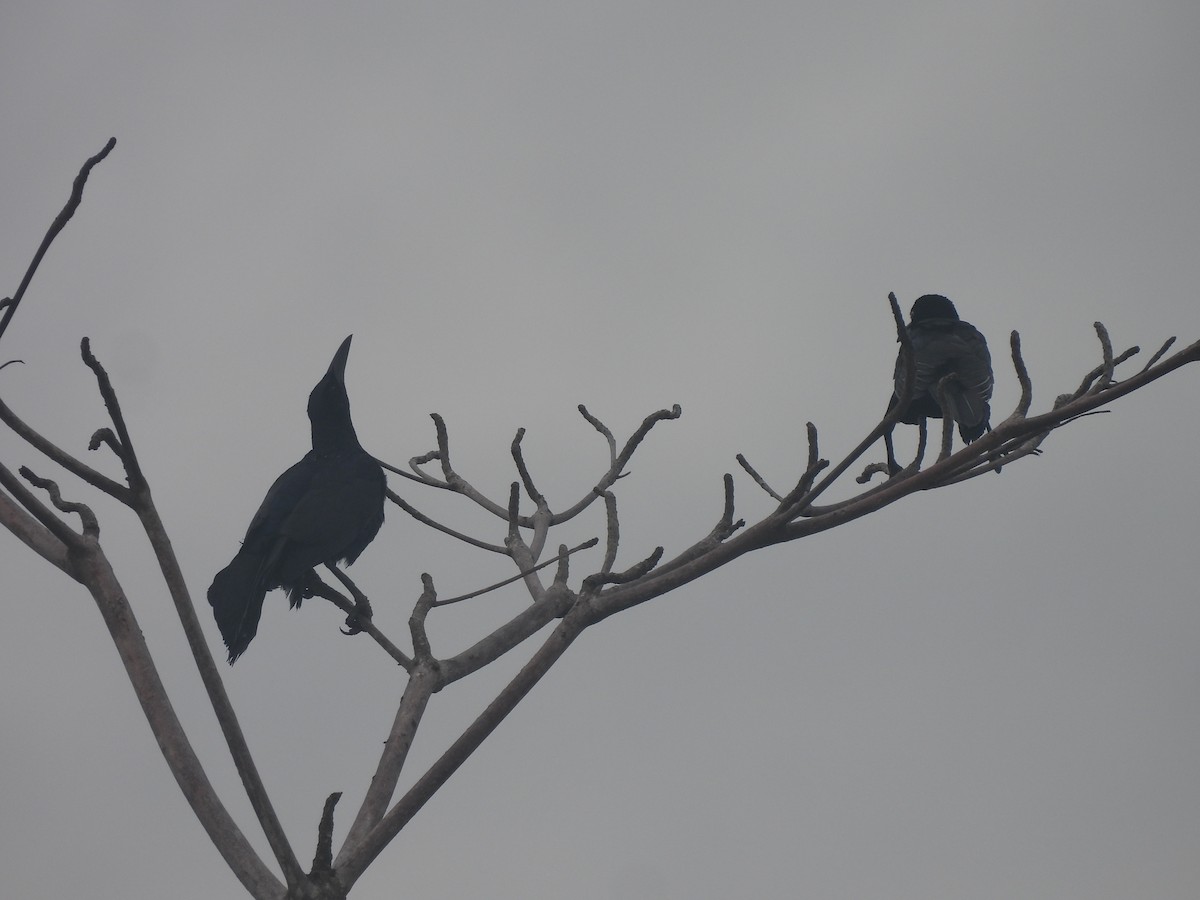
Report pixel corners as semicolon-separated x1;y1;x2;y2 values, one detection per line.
511;428;545;507
19;467;99;538
583;545;664;591
409;575;436;663
549;404;683;525
578;404;617;465
1010;330;1033;418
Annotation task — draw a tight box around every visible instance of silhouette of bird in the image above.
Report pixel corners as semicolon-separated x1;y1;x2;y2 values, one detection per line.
884;294;993;474
208;336;385;663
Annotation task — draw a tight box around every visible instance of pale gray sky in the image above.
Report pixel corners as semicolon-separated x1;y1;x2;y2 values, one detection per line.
3;3;1200;898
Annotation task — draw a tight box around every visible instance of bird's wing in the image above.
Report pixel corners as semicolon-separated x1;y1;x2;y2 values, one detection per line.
245;455;319;539
276;453;385;569
895;325;951;399
943;323;993;425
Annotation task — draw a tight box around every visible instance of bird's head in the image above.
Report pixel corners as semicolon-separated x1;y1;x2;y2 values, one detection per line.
909;294;959;325
307;335;358;448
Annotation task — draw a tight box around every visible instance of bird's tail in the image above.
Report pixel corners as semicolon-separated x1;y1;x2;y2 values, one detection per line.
939;380;990;443
958;413;991;443
207;548;268;664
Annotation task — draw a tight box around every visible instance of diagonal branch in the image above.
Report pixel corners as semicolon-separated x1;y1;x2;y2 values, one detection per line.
335;661;439;869
0;480;73;576
336;606;591;890
0;460;85;559
432;538;598;607
76;535;285;898
0;393;132;503
0;138;116;347
132;491;306;893
385;488;506;553
304;572;413;668
80;339;148;493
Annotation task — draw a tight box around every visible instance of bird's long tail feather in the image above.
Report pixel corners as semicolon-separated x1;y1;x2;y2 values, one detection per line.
940;380;990;442
207;548;268;664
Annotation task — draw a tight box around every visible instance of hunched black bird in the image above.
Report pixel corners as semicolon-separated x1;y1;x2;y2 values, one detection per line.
884;294;993;474
208;335;386;663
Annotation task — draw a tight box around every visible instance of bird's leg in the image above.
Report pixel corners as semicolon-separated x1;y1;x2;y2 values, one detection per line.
883;419;927;478
328;565;374;635
291;569;323;608
939;417;954;461
883;424;902;477
933;376;956;462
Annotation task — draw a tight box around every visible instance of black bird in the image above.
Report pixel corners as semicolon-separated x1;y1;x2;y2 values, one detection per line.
208;336;385;663
884;294;993;474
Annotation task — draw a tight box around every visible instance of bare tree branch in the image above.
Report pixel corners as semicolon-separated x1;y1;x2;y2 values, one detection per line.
511;427;545;507
337;607;590;890
548;404;682;524
0;478;73;575
19;466;99;537
0;460;87;548
304;572;413;669
336;661;438;868
385;488;506;553
0;138;116;347
1140;336;1175;373
577;403;617;464
311;793;342;876
7;146;1200;900
0;393;132;502
431;538;598;607
77;537;285;898
79;338;149;492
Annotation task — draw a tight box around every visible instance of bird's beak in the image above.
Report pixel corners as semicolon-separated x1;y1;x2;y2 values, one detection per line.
328;335;353;380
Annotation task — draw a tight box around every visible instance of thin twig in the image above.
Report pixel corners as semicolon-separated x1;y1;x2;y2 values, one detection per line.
736;453;783;501
375;455;441;485
1140;336;1175;374
0;138;116;347
385;489;506;553
432;538;599;607
577;404;617;465
81;338;146;492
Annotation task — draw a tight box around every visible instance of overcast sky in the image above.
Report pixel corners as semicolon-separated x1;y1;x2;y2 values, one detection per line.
3;3;1200;898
